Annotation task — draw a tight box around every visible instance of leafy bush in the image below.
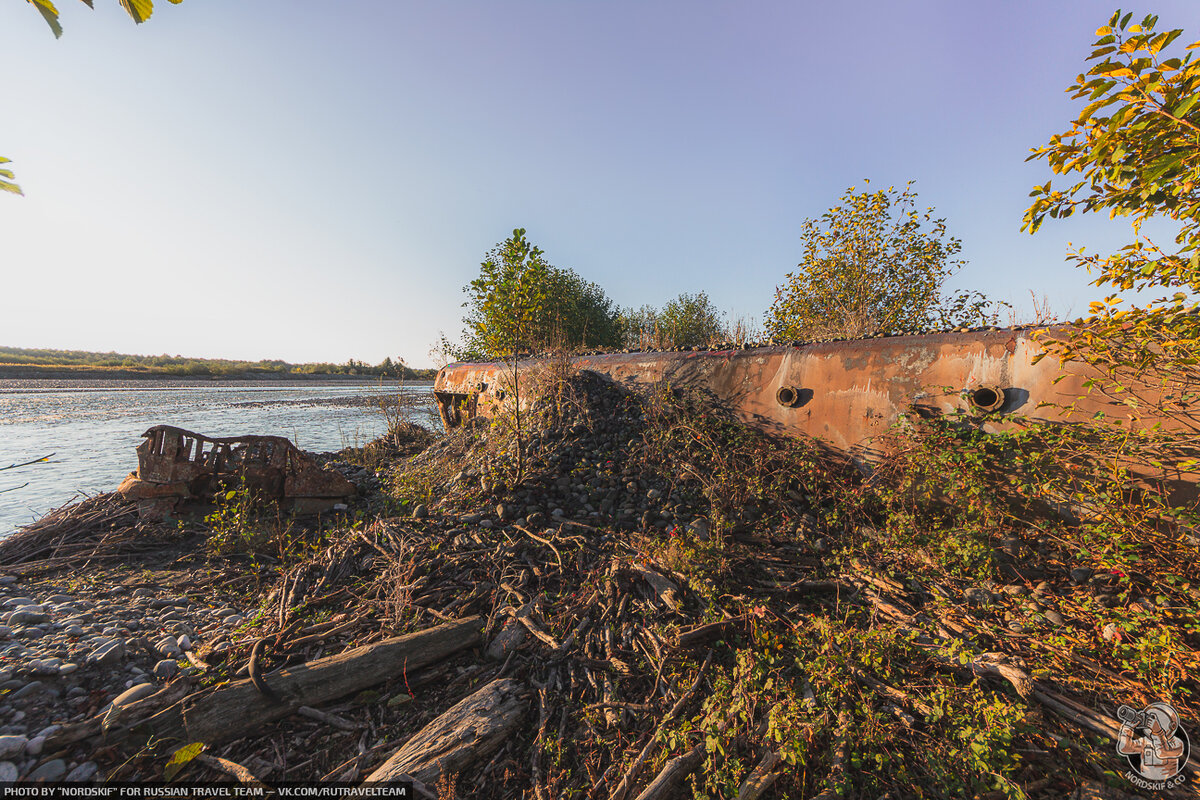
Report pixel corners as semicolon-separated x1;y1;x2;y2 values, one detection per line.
765;182;1003;341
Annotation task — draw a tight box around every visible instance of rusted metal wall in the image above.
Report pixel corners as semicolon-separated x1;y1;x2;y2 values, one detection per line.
433;328;1166;462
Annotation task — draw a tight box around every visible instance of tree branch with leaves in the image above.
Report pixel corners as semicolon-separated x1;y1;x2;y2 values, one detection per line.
3;0;184;197
1024;9;1200;432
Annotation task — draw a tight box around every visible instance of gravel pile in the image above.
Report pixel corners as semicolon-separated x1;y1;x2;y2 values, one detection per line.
0;572;258;783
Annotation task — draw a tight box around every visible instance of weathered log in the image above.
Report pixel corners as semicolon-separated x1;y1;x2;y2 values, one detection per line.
141;616;482;746
736;750;782;800
632;743;704;800
365;678;528;785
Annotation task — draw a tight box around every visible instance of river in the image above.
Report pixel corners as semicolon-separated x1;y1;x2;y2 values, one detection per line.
0;379;436;536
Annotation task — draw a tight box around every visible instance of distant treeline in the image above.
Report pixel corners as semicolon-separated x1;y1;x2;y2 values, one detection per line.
0;346;438;380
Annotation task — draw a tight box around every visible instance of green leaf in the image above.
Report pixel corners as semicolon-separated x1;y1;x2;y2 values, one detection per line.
163;742;205;781
118;0;154;23
1173;94;1199;117
28;0;63;38
0;157;23;196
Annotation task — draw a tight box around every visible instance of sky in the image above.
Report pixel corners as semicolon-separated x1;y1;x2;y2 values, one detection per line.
2;0;1197;368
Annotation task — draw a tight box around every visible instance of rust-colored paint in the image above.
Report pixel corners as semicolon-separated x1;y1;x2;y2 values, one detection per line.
434;328;1171;463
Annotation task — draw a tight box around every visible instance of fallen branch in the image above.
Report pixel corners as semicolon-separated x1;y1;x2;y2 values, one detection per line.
196;754;267;788
609;650;713;800
632;743;704;800
365;678;529;785
736;749;782;800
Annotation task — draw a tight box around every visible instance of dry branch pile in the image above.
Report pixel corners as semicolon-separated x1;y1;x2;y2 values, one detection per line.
0;493;170;575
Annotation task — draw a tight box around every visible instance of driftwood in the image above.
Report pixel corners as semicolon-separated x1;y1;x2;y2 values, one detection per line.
196;754;267;787
627;562;681;611
736;750;782;800
139;616;482;746
365;678;528;785
632;743;704;800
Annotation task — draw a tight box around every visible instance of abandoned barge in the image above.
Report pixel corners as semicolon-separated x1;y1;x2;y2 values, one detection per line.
433;327;1178;465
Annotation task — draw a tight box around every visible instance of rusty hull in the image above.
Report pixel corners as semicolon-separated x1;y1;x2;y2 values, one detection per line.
119;425;355;516
434;328;1169;462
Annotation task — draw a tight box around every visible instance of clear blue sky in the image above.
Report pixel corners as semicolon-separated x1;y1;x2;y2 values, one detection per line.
2;0;1197;368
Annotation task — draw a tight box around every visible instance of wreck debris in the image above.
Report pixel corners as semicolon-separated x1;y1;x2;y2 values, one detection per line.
117;425;355;518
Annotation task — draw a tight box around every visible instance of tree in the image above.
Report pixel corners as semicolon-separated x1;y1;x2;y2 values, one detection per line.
617;304;662;349
618;293;728;349
657;292;726;348
3;0;184;196
1023;10;1200;431
764;183;996;341
454;229;622;360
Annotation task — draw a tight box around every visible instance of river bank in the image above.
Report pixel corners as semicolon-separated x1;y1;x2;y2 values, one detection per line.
0;371;1192;798
0;365;435;382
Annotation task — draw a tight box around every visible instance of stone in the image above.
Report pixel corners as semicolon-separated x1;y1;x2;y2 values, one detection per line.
88;638;125;667
964;588;992;606
1045;610;1066;626
64;762;98;782
25;736;43;757
687;518;711;542
153;659;179;680
27;759;66;783
0;736;27;760
412;504;428;519
7;611;49;626
0;762;17;782
1069;567;1094;584
176;634;192;651
10;682;44;701
111;683;157;709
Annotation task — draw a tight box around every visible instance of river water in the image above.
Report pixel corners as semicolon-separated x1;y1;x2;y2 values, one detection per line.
0;379;436;536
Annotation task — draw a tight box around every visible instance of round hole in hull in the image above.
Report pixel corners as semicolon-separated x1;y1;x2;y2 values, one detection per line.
969;386;1005;412
776;386;801;407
